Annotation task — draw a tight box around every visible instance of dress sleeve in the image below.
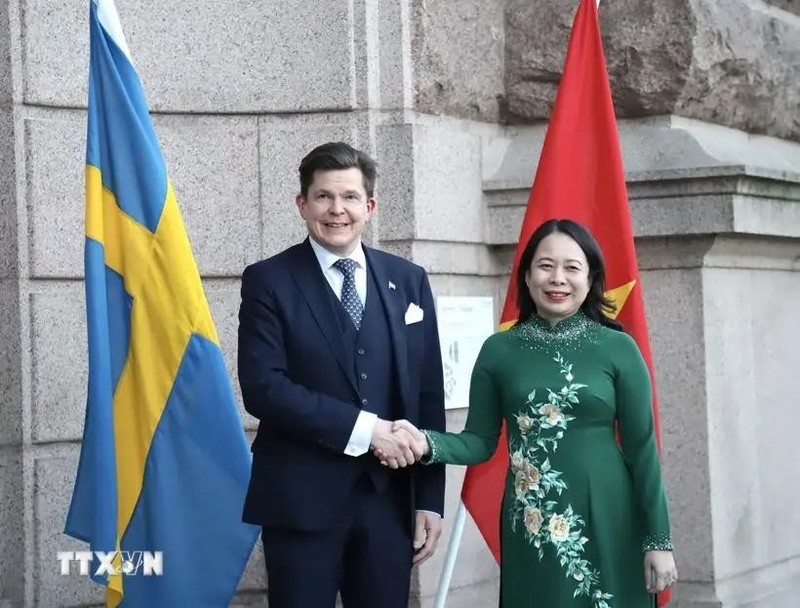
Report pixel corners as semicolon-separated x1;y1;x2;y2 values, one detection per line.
614;333;673;552
422;338;504;466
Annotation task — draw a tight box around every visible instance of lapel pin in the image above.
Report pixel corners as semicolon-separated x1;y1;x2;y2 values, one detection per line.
388;281;396;291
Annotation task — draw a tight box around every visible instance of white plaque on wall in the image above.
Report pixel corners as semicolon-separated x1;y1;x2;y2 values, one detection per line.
435;296;495;410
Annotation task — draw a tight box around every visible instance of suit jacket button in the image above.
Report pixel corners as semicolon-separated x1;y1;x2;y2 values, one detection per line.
361;398;368;405
360;372;367;380
357;348;365;355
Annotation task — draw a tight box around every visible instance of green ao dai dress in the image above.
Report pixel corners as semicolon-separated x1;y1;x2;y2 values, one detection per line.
423;312;672;608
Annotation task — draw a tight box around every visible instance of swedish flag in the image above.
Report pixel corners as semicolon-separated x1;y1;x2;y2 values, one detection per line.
65;1;258;605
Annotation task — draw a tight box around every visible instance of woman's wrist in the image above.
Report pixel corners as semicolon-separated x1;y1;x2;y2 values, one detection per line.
420;430;439;464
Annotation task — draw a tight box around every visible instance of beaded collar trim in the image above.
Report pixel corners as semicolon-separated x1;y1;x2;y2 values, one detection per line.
509;312;600;350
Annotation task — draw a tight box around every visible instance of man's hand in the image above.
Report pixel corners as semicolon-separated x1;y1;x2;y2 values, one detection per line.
644;550;678;593
393;419;428;461
370;419;417;468
412;511;442;565
372;420;429;468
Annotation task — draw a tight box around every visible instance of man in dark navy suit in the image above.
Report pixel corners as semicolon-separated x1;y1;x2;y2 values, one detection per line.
237;142;446;607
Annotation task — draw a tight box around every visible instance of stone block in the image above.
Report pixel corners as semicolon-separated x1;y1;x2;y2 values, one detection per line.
376;123;485;244
258;119;358;258
411;242;505;278
659;117;800;175
204;280;259;432
30;290;87;443
731;193;800;239
21;0;86;106
412;0;504;122
702;258;800;580
0;446;24;607
377;240;414;263
673;555;800;607
0;281;22;447
412;125;484;243
765;1;800;16
630;170;800;239
371;0;410;109
0;108;16;281
154;115;260;277
22;0;356;113
33;454;105;607
484;204;523;246
482;118;800;194
505;0;584;122
25;117;85;279
631;193;735;239
505;0;800;142
672;0;800;142
0;6;11;108
639;262;715;581
376;124;416;243
714;555;800;607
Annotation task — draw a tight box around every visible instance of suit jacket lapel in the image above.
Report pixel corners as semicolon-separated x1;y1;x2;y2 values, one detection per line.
291;239;359;394
365;247;411;413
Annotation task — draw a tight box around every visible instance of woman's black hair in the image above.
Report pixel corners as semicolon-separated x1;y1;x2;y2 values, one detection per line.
515;219;622;330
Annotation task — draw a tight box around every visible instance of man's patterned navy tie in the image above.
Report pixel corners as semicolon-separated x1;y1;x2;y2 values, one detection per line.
333;258;363;330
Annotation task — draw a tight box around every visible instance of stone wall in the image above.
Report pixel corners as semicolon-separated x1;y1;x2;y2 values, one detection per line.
411;0;505;122
505;0;800;142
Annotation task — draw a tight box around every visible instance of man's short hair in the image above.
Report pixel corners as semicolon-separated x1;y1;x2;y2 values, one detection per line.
299;142;377;198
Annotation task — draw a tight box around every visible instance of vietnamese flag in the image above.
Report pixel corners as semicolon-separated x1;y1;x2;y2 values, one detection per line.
460;0;669;604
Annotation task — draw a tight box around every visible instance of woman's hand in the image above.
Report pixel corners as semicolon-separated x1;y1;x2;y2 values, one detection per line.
372;420;429;467
644;550;678;593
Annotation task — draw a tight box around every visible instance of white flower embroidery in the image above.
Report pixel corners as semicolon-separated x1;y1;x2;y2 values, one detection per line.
517;414;535;434
524;507;543;535
539;404;563;425
510;450;526;473
548;514;571;542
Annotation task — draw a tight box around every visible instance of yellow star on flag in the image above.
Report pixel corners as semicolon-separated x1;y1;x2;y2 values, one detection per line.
604;280;636;320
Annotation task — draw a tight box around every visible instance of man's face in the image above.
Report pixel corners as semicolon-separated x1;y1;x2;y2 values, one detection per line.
296;168;376;256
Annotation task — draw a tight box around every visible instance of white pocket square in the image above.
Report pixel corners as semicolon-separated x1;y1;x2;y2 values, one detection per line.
404;302;424;325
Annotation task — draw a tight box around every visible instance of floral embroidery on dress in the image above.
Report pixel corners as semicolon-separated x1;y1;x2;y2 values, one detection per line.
509;353;614;608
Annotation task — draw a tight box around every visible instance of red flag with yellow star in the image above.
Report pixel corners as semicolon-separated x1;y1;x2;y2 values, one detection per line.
460;0;669;604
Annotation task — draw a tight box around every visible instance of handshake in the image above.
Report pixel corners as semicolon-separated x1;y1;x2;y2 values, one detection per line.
370;419;430;469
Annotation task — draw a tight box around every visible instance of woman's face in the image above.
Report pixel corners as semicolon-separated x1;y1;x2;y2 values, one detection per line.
525;232;591;325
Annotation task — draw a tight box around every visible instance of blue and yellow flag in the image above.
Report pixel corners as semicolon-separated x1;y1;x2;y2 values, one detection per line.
65;1;258;605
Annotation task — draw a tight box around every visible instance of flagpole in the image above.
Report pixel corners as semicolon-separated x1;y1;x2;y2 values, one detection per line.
433;501;467;608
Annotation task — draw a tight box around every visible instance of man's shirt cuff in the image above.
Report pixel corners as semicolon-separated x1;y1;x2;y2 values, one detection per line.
344;411;378;456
